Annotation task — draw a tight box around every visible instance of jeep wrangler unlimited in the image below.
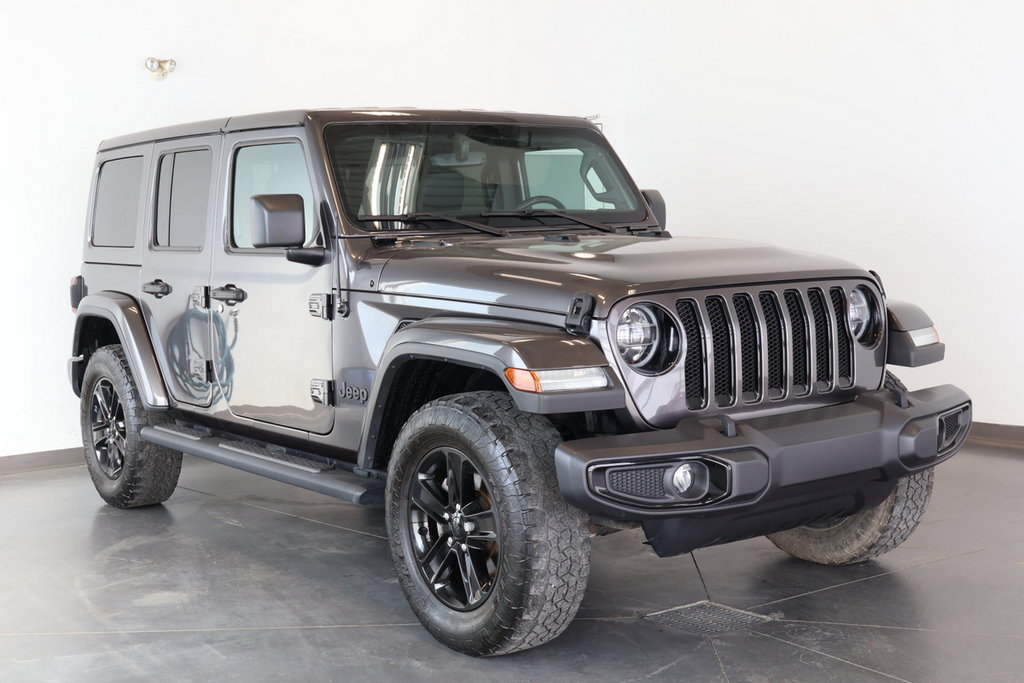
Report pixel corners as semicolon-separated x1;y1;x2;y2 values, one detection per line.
69;109;971;655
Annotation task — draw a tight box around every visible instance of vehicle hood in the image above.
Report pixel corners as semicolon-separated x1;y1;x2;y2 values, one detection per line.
375;234;871;318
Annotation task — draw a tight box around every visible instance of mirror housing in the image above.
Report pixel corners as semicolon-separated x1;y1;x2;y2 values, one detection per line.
641;189;666;229
643;189;667;229
251;194;305;248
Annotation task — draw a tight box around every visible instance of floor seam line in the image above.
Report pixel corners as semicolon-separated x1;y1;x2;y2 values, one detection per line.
178;486;388;540
768;618;1024;640
0;623;422;637
708;637;731;683
751;630;913;682
743;541;1024;611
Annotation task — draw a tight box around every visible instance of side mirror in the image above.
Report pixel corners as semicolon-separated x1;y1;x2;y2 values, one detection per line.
251;194;306;248
641;189;666;229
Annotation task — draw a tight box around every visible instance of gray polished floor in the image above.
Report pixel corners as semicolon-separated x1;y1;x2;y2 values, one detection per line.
0;441;1021;682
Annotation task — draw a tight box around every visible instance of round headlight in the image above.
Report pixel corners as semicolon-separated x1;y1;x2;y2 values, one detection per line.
616;304;681;374
847;286;876;343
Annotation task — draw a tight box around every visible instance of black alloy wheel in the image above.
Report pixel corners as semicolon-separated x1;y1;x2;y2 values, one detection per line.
89;378;127;479
408;446;500;611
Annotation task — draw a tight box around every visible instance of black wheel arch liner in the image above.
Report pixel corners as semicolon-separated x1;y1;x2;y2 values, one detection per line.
356;316;626;469
69;292;171;409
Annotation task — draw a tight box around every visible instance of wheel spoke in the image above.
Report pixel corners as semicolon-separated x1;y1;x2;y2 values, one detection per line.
419;533;449;567
466;510;497;546
411;478;448;524
429;547;457;586
107;437;122;475
91;425;107;445
107;389;121;422
93;386;111;422
444;449;465;507
456;546;483;605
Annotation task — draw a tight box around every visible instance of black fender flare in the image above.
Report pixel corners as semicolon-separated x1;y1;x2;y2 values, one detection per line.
70;292;171;409
357;317;625;468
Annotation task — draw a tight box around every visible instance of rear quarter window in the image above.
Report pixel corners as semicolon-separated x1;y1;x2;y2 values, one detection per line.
155;149;212;249
92;156;143;248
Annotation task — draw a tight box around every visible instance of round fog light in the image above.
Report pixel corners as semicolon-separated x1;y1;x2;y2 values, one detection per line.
672;464;694;494
670;461;710;501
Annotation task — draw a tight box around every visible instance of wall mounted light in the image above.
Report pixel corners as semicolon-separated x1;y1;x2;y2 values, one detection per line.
145;58;176;80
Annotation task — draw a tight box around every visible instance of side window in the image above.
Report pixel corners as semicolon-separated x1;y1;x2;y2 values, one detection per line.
155;149;212;249
92;156;143;247
232;142;315;248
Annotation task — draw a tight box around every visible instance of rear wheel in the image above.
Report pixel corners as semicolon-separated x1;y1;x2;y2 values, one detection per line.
386;391;590;655
80;345;182;508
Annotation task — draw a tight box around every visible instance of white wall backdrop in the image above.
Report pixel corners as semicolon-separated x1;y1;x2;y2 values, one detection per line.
0;0;1021;457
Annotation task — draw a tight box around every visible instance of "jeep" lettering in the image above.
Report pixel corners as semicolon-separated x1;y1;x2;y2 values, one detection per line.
339;382;369;403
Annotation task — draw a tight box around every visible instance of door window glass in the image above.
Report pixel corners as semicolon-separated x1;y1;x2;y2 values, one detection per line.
155;149;212;249
232;143;315;248
92;156;143;247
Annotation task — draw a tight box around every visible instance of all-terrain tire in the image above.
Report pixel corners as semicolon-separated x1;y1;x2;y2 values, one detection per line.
385;391;591;656
80;345;182;508
766;372;934;565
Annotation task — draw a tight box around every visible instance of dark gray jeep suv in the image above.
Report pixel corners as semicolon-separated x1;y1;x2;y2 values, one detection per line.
69;109;971;655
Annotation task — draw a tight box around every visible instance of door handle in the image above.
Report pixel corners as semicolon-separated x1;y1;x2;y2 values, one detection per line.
142;279;172;299
210;284;248;306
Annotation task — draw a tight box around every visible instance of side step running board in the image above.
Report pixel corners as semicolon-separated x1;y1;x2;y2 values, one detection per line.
140;425;384;505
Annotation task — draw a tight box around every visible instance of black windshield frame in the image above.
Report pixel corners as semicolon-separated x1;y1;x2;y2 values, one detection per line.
323;122;649;234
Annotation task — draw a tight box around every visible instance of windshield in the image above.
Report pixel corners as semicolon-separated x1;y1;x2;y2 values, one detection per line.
324;123;646;230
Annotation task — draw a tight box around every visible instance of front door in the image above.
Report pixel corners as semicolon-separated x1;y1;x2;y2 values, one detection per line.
140;137;220;407
208;130;335;434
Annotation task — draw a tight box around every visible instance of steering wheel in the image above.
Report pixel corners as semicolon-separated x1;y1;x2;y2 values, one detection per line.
515;195;567;211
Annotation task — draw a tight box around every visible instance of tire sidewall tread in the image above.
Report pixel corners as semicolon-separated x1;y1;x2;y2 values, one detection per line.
385;391;590;656
80;345;182;508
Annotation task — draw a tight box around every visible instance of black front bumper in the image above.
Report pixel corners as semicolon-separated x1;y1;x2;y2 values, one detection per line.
554;384;971;557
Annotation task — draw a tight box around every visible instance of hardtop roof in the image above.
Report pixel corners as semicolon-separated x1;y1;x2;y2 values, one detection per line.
98;108;599;152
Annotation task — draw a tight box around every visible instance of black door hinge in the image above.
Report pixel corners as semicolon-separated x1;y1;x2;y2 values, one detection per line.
565;292;595;336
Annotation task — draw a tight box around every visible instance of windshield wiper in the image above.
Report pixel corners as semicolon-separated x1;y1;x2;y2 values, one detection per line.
356;212;506;237
480;209;618;233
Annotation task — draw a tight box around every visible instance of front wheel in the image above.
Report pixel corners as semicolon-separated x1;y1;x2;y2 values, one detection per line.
386;391;590;656
766;467;934;565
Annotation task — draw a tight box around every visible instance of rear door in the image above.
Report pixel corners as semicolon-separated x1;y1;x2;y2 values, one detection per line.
139;137;220;407
208;129;335;434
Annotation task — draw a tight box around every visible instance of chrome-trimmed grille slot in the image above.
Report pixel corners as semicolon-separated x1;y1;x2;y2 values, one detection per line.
759;292;786;400
675;299;707;410
733;294;761;402
705;296;735;407
829;287;854;388
807;288;832;392
784;290;810;396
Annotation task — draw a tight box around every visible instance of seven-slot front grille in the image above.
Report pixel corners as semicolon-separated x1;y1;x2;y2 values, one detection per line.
673;286;856;410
